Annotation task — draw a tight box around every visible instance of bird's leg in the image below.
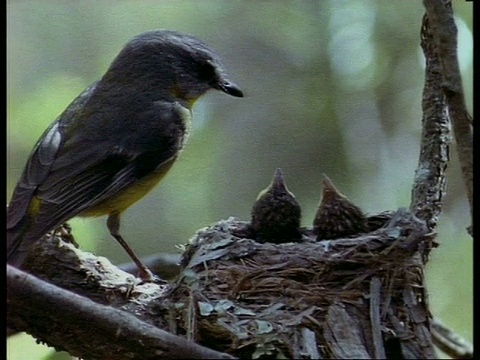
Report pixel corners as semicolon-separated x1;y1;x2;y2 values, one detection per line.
106;212;158;282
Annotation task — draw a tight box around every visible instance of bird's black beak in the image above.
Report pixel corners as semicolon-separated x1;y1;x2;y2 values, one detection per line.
215;79;243;97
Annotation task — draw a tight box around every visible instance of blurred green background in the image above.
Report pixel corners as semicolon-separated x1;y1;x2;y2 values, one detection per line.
7;1;472;359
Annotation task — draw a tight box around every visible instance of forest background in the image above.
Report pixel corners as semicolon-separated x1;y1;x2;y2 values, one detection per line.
7;1;472;359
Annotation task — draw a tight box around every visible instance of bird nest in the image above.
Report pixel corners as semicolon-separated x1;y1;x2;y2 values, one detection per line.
169;211;435;359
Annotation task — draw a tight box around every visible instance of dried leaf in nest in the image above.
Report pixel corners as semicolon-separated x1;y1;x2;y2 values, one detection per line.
173;212;432;359
250;168;302;244
313;175;369;240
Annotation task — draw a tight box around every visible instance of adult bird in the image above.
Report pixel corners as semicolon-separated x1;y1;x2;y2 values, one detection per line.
7;29;243;280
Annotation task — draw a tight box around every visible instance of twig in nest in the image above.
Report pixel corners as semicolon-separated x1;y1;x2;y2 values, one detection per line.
431;318;473;359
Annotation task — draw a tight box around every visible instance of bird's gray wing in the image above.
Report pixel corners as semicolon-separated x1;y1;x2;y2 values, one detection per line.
12;100;184;240
7;82;98;230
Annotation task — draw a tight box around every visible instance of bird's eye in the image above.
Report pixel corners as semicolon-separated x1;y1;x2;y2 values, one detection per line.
197;60;216;81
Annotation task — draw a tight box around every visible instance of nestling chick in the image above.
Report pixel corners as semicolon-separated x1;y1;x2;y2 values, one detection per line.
250;168;302;243
313;174;368;240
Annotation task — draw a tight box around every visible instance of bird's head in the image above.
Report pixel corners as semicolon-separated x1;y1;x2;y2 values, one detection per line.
103;29;243;106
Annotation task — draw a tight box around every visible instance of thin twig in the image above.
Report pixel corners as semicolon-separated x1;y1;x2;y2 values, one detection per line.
370;277;386;359
431;318;473;359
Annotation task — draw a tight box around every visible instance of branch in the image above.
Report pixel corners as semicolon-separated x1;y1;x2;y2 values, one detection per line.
422;0;473;232
410;13;450;232
7;264;236;360
413;5;473;358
